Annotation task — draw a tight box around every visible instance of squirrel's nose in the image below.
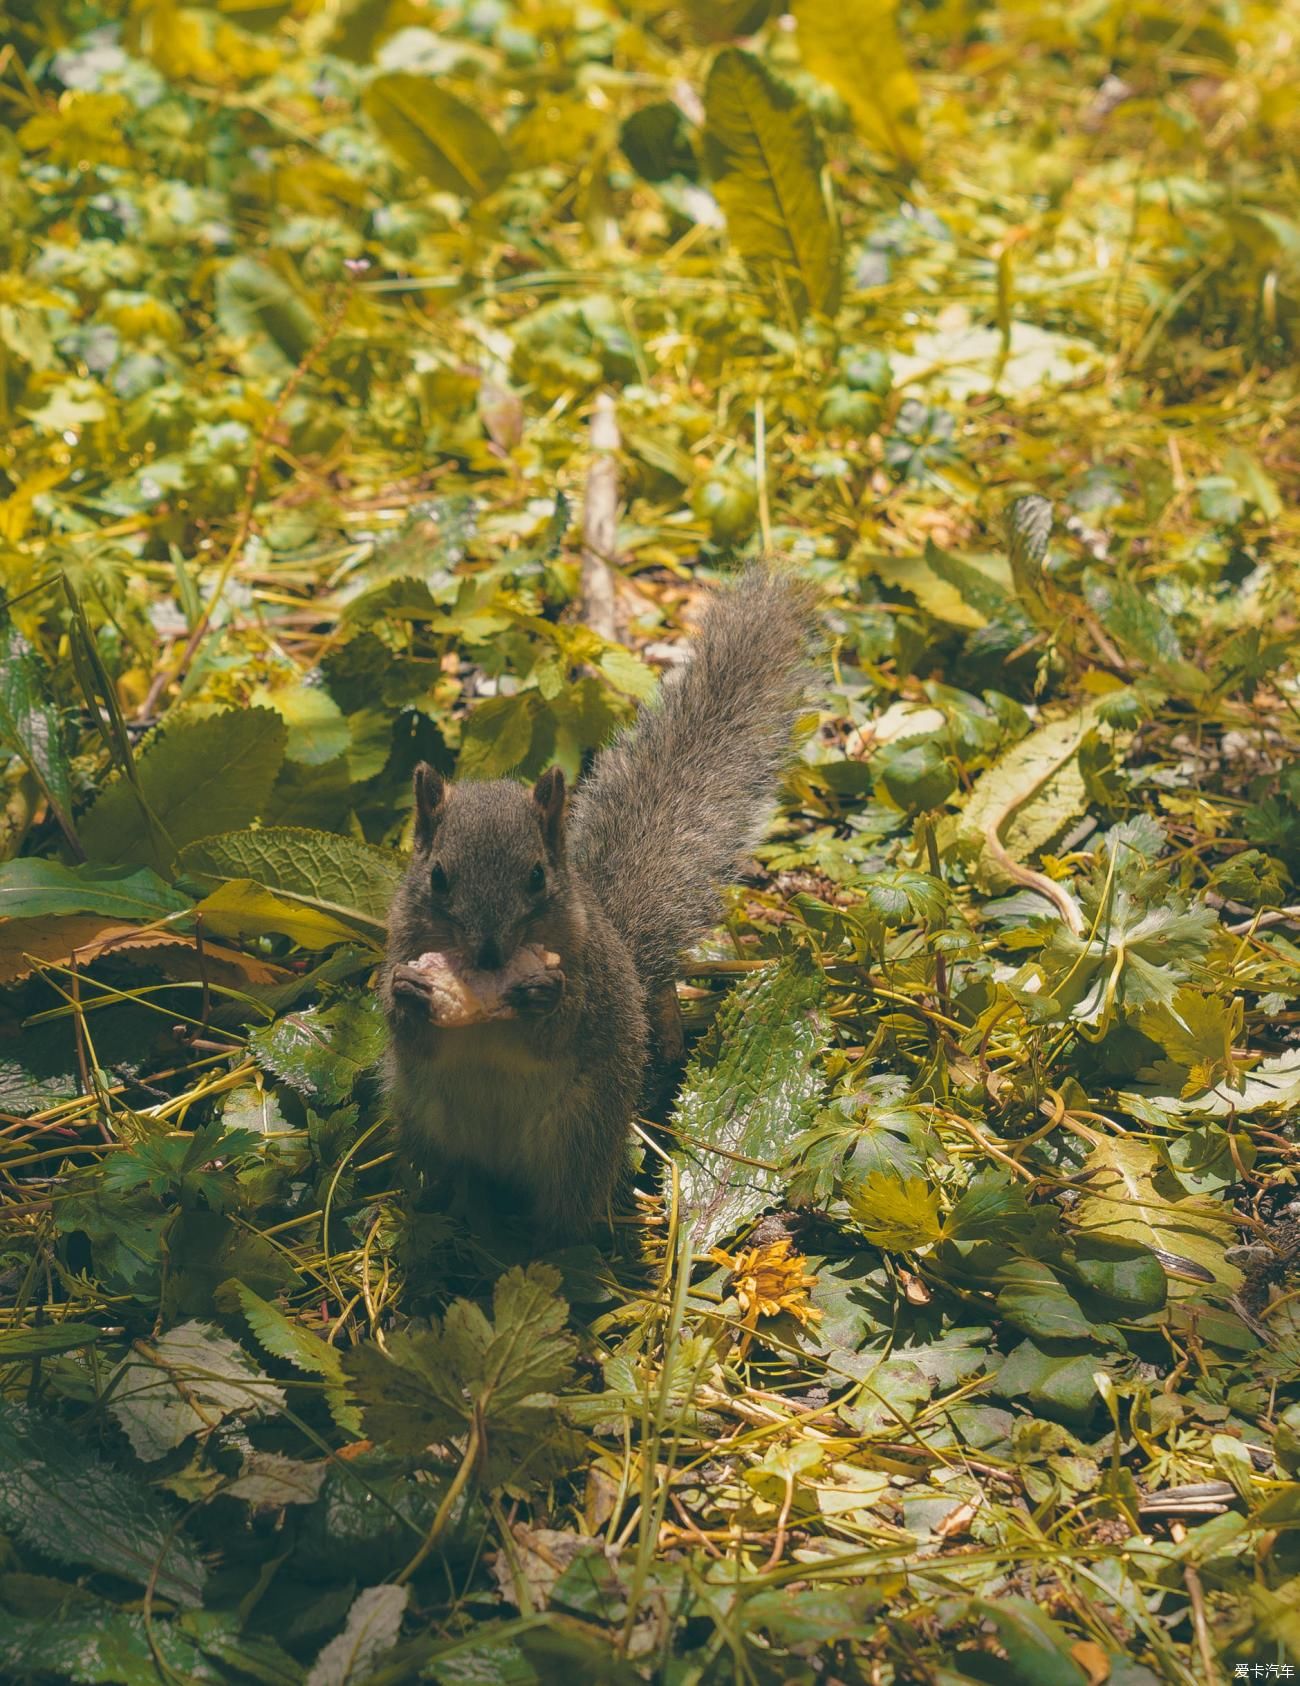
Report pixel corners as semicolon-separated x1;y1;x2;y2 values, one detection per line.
475;936;504;971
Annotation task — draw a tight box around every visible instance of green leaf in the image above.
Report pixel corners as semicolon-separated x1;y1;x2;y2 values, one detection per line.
214;255;318;378
1071;1137;1240;1296
0;1401;207;1606
0;858;192;921
217;1278;361;1434
991;1343;1101;1426
180;826;402;922
107;1320;285;1461
78;707;287;873
1063;1235;1168;1316
250;992;386;1106
704;48;842;317
305;1585;408;1686
343;1263;580;1486
964;1597;1089;1686
877;739;957;814
791;0;921;169
0;611;76;846
670;953;826;1252
848;1171;943;1251
363;73;509;200
994;1259;1095;1342
254;682;352;766
456;692;538;778
1040;889;1217;1029
0;1322;107;1359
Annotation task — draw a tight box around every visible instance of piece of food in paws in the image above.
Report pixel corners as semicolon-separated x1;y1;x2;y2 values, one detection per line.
403;945;562;1026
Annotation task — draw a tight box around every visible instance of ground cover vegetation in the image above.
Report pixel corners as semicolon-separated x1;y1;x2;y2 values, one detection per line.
1;0;1299;1679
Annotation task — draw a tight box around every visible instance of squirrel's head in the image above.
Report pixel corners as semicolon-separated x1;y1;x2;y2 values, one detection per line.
406;762;567;972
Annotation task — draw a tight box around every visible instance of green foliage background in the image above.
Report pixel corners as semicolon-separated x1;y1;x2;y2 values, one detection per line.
1;0;1299;1680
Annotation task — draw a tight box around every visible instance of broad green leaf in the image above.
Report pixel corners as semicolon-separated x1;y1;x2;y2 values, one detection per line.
107;1320;285;1461
306;1585;409;1686
704;49;842;317
671;953;826;1252
214;255;318;378
0;612;76;844
994;1260;1096;1342
792;0;921;169
0;1401;206;1606
181;826;402;922
1072;1137;1240;1295
0;858;191;921
250;992;386;1106
363;73;509;200
1064;1235;1167;1316
195;878;383;949
876;739;957;814
991;1343;1100;1426
964;1597;1088;1686
78;707;287;873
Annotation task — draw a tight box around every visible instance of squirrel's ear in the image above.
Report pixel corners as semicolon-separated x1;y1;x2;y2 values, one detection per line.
532;766;566;857
412;762;447;853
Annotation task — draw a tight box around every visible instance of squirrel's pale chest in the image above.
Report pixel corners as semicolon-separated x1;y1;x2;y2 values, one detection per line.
387;1024;576;1178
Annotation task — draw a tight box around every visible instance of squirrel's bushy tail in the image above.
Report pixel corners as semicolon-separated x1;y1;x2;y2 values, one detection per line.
570;564;815;994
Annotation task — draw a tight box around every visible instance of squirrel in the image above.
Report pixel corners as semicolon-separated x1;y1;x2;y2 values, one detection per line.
380;564;815;1239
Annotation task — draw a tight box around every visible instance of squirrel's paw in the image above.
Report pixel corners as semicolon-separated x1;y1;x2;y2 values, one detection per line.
387;964;435;1019
504;969;566;1017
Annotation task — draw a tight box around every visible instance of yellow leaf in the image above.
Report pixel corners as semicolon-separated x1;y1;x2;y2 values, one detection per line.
195;880;382;951
792;0;921;170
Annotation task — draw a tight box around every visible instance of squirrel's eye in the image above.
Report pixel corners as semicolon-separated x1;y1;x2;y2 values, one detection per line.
430;863;449;896
527;863;546;894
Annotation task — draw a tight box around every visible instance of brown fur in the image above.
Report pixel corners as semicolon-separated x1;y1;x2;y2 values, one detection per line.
381;564;814;1238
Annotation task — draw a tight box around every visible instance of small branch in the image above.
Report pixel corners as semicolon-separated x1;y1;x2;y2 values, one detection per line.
581;391;620;643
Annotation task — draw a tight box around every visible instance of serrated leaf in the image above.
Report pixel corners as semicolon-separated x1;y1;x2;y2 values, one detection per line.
1041;891;1217;1028
250;992;386;1106
456;691;537;778
181;826;402;922
949;700;1107;894
214;255;318;378
0;612;76;844
791;0;920;169
306;1585;409;1686
364;73;509;200
217;1278;361;1434
78;707;287;873
704;48;842;316
0;858;192;921
343;1263;580;1486
848;1171;943;1252
671;953;826;1252
107;1320;285;1461
0;1401;206;1605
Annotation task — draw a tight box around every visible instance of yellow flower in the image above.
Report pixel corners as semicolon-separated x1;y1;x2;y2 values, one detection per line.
709;1238;822;1355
